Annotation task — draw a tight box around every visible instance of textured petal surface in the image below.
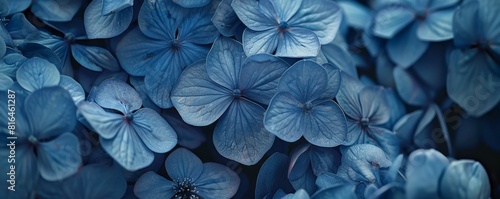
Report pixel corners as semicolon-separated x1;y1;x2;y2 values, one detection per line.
94;79;142;113
373;6;414;38
173;0;210;8
277;60;328;102
84;0;133;39
264;92;306;142
102;0;134;15
387;23;429;67
255;153;289;199
37;133;82;181
417;8;454;41
31;0;82;22
405;149;449;199
165;148;203;180
134;171;176;199
275;28;320;58
196;163;241;198
132;108;177;153
71;44;120;72
16;57;60;92
206;37;246;89
231;0;276;31
243;28;279;56
302;101;347;147
439;160;490;199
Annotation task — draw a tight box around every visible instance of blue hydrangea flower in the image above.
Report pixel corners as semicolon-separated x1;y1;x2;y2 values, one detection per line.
172;37;289;165
116;0;219;108
134;148;240;199
373;0;459;67
84;0;134;39
439;160;490;199
264;60;348;147
232;0;343;57
336;73;399;159
78;79;177;171
447;0;500;117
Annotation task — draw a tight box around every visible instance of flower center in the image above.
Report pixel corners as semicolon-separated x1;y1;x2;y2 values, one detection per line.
170;40;180;50
64;33;76;44
303;101;313;112
123;113;133;124
415;10;428;21
278;21;288;31
232;89;241;99
360;117;370;127
172;178;199;199
28;135;38;144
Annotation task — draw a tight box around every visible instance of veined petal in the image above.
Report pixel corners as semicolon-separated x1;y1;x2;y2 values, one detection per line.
267;0;302;22
84;0;133;39
232;0;276;31
94;79;142;113
373;6;414;39
417;8;454;41
16;57;60;92
36;133;82;181
206;37;246;89
77;101;126;139
242;28;279;56
132;108;177;153
387;22;429;67
135;171;176;199
359;86;390;125
277;60;328;103
173;0;210;8
165;148;204;181
264;92;306;142
31;0;82;22
275;28;320;58
302;101;348;147
196;163;240;198
138;0;183;40
102;0;134;15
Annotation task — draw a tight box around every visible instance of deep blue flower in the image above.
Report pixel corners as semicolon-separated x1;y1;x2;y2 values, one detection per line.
447;0;500;117
264;60;348;147
172;37;289;165
134;148;240;199
232;0;343;57
84;0;134;39
78;79;177;171
116;0;219;108
373;0;459;67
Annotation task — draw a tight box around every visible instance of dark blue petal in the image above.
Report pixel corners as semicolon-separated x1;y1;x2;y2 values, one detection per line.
0;73;13;90
359;86;390;124
138;0;182;40
36;133;82;181
310;146;341;176
412;42;448;90
278;60;328;102
276;28;320;58
214;99;274;165
132;108;177;153
77;101;124;139
239;54;289;105
25;87;76;139
31;0;83;22
369;127;399;160
24;31;71;73
196;163;241;198
264;92;307;143
255;153;290;199
134;171;176;199
439;160;490;199
321;63;342;100
173;0;210;8
316;173;350;189
58;75;85;105
207;37;246;89
393;67;430;106
0;142;38;198
171;61;233;126
0;22;13;47
71;44;120;72
337;73;365;119
311;185;357;199
165;148;203;180
320;44;358;78
162;110;206;150
0;53;27;78
102;0;134;15
452;0;479;48
243;28;279;56
289;146;317;194
6;13;36;40
179;6;219;44
18;43;62;70
405;149;449;199
338;1;372;29
130;76;161;112
84;0;133;39
231;0;276;31
478;0;500;43
94;79;142;113
417;8;454;41
373;6;414;38
387;23;429;67
212;0;243;37
16;57;60;92
428;0;458;10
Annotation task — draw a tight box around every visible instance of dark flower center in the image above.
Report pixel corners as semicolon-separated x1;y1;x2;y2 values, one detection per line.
360;117;370;127
172;178;199;199
123;113;133;124
232;89;241;99
303;101;313;112
28;135;38;144
170;40;180;51
278;21;288;31
64;33;76;44
415;10;428;21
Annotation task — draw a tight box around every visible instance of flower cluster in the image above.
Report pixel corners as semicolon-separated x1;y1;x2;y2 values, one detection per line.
0;0;498;198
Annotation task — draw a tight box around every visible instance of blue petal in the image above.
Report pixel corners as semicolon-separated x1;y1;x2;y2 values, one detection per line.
0;142;38;198
393;67;430;106
451;0;479;48
0;36;4;58
71;44;120;72
243;28;279;56
165;148;203;180
30;0;83;22
130;76;161;112
178;6;219;44
288;146;317;194
18;43;62;70
417;8;454;41
2;0;31;16
25;87;76;139
0;53;27;78
359;86;390;124
214;99;274;165
310;146;341;175
428;0;458;10
132;108;177;153
267;0;301;22
289;0;342;44
337;144;392;185
387;22;429;67
372;6;414;38
37;133;82;181
302;101;347;147
337;73;365;119
316;173;350;189
439;160;490;199
77;101;124;139
196;163;241;198
212;0;243;37
0;74;13;90
134;171;176;199
412;42;448;90
282;189;310;199
255;153;290;199
311;185;357;199
321;63;342;100
276;28;320;58
16;57;60;92
405;149;449;199
171;61;233;126
102;0;134;15
138;0;182;40
6;13;36;40
338;1;372;30
278;60;328;102
231;0;276;31
162;110;206;149
404;0;429;13
58;75;85;105
94;79;142;113
369;127;400;160
0;22;13;47
264;92;309;142
207;37;246;89
478;0;500;43
173;0;210;8
320;43;358;78
84;0;133;39
24;31;70;73
239;54;289;105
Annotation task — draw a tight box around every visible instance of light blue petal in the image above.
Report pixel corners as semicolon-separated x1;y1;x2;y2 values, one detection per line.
267;0;301;22
130;76;161;112
404;0;429;13
3;0;30;16
302;101;347;147
372;6;414;38
179;6;219;44
173;0;210;8
276;28;320;58
207;37;246;89
321;63;342;100
369;127;399;160
282;189;310;199
387;22;429;67
37;133;82;181
231;0;276;31
0;142;38;198
58;75;85;105
102;0;134;15
316;173;350;189
196;163;241;198
289;0;342;44
337;73;365;119
77;101;126;139
439;160;490;199
212;0;242;37
31;0;83;22
165;148;203;180
451;0;479;48
24;31;70;73
71;44;120;72
393;67;430;106
338;1;372;29
255;153;290;199
428;0;458;10
239;54;289;105
405;149;449;199
359;86;390;124
0;53;27;78
134;171;176;199
243;28;279;56
311;185;357;199
264;92;307;142
277;60;328;102
337;144;392;185
132;108;177;153
214;99;274;165
16;57;60;92
0;22;13;47
320;43;358;78
84;0;133;39
478;0;500;42
417;8;454;41
138;0;181;40
6;13;37;40
171;61;233;126
94;79;142;113
25;87;76;139
0;74;13;90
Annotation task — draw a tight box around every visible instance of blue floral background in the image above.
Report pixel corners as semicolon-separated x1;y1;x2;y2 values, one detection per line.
0;0;499;198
